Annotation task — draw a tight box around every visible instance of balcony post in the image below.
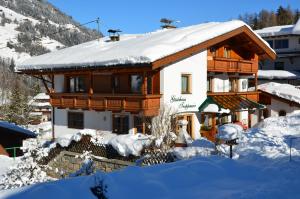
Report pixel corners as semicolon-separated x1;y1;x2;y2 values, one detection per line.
142;72;148;95
255;72;258;91
89;72;93;95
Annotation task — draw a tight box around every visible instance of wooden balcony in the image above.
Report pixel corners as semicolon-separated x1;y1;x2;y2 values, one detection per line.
207;57;258;73
50;93;161;116
207;91;260;102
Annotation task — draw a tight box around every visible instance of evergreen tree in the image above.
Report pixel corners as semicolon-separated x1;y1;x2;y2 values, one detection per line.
5;78;31;125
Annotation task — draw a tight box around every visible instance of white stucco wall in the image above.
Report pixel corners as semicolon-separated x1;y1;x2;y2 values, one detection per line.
54;75;64;92
160;50;207;139
53;108;113;138
267;98;300;117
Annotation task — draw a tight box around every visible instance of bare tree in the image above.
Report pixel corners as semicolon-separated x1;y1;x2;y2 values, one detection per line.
151;104;177;149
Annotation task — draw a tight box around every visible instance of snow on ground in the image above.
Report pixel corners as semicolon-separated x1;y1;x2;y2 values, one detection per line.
2;156;300;199
2;114;300;198
258;82;300;105
17;20;273;71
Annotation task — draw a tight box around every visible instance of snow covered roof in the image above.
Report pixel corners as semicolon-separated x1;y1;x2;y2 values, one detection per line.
16;20;274;71
257;70;300;80
33;93;50;100
258;82;300;105
0;121;36;137
255;19;300;37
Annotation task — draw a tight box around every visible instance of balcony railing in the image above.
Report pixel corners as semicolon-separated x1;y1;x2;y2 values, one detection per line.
207;57;258;73
49;93;161;116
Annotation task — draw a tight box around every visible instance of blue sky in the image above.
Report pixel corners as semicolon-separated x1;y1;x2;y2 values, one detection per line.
48;0;299;35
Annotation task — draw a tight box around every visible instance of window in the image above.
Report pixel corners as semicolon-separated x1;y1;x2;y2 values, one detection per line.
223;47;231;58
274;62;284;70
266;40;273;48
279;110;286;116
298;38;300;44
68;112;84;129
242;80;248;90
274;39;289;49
130;75;143;93
181;74;192;94
210;47;216;57
147;75;153;94
113;114;129;134
69;76;87;93
207;77;211;92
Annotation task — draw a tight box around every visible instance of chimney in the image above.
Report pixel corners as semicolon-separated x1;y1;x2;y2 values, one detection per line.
160;18;178;29
108;29;122;41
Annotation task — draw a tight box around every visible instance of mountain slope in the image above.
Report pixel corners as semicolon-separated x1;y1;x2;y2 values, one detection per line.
0;0;102;63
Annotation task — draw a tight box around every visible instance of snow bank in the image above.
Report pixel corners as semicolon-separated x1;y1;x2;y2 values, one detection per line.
172;138;215;159
3;156;300;199
258;82;300;105
218;113;300;160
217;123;243;140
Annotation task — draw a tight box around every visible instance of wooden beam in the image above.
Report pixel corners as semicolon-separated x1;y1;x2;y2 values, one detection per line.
40;75;50;94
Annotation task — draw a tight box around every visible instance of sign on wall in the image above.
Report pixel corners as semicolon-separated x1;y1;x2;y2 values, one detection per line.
170;95;197;110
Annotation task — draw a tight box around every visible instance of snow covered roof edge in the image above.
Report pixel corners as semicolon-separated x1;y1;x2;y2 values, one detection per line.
16;20;275;72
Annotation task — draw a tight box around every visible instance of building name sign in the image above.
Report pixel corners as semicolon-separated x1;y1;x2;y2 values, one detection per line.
170;95;197;110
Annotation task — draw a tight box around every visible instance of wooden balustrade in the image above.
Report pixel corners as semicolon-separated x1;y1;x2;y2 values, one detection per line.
207;57;258;73
50;93;161;116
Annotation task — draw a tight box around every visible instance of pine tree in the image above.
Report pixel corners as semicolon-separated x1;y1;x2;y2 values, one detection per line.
5;78;31;125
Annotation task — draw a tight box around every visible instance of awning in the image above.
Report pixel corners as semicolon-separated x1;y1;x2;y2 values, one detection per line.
198;95;265;113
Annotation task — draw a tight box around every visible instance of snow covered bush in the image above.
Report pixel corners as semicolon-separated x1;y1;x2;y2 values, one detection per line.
151;105;177;149
0;138;54;189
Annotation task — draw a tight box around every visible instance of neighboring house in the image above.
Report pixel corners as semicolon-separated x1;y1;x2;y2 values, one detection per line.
15;20;275;141
258;82;300;118
255;19;300;85
0;121;36;156
28;93;51;124
255;70;300;85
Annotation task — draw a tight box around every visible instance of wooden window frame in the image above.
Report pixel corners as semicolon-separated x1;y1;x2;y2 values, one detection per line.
181;74;192;94
65;75;88;93
67;112;84;129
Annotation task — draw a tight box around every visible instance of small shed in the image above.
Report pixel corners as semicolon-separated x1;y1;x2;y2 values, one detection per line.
0;121;36;157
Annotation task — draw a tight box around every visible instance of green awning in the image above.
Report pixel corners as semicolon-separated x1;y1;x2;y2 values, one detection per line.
199;95;265;113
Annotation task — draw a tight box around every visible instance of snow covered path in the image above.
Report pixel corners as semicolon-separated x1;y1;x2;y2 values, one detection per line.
2;156;300;199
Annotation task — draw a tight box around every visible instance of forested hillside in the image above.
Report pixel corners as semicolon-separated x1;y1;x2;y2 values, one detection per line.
0;0;102;124
238;5;300;30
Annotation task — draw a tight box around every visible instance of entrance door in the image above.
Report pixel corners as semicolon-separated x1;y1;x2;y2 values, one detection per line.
113;114;129;134
176;115;194;138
